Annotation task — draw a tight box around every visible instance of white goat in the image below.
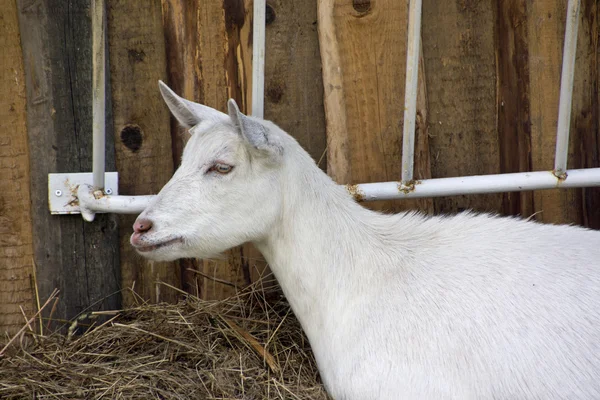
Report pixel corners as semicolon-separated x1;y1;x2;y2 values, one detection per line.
131;81;600;400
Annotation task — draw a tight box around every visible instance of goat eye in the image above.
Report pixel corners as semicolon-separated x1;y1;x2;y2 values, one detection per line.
209;163;233;174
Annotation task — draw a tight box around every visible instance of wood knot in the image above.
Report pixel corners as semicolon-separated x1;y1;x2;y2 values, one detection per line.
266;82;285;104
120;124;143;152
266;4;276;25
352;0;371;13
127;49;146;63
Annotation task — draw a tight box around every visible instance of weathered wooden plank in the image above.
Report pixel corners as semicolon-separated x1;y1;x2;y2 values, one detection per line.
582;0;600;229
0;0;35;334
336;0;408;213
422;0;502;215
162;0;255;300
106;0;180;306
320;0;433;213
574;0;600;229
527;1;595;225
318;0;351;184
493;0;535;218
264;0;327;167
527;1;575;224
161;0;203;165
414;43;434;214
17;0;120;330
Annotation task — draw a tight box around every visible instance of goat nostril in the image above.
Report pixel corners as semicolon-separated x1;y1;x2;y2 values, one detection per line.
133;218;153;233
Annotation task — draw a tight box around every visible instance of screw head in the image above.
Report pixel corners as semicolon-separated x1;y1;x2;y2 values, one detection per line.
55;190;62;197
105;188;113;195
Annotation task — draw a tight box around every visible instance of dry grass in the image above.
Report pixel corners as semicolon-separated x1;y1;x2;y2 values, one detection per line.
0;280;329;399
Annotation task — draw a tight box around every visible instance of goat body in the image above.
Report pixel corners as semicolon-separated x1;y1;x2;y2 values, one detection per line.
131;82;600;399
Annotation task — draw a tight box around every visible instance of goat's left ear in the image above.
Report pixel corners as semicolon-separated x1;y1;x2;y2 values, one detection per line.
158;80;228;129
227;99;282;158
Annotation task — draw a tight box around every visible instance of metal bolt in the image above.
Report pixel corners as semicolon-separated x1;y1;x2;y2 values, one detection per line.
105;188;113;195
55;190;62;197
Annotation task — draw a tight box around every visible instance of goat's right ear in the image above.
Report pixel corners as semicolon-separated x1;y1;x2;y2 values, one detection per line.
158;80;228;129
227;99;283;159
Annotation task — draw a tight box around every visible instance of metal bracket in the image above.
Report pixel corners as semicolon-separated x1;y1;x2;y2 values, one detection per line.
48;172;119;214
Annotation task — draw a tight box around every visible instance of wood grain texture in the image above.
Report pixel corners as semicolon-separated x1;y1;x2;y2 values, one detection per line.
414;42;434;214
527;0;590;225
162;0;255;300
0;0;35;334
17;0;120;330
318;0;351;183
319;0;434;213
572;0;600;229
264;0;327;167
422;0;502;215
581;0;600;229
107;0;180;306
493;0;534;218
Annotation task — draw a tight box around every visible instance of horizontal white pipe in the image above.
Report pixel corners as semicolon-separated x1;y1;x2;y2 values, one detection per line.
77;168;600;220
78;184;154;222
554;0;581;177
401;0;422;184
348;168;600;201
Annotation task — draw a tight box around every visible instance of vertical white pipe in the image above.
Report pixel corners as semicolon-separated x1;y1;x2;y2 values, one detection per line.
92;0;106;189
554;0;581;177
252;0;266;118
401;0;422;184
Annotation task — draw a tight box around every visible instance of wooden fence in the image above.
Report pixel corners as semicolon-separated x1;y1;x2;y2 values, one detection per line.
1;0;599;334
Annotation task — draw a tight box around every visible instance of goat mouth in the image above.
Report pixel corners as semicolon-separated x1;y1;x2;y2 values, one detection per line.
135;237;182;253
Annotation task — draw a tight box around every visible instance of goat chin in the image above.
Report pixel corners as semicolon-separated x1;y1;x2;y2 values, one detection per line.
132;83;600;400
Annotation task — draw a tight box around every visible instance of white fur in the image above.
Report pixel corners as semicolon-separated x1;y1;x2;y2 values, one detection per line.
132;82;600;400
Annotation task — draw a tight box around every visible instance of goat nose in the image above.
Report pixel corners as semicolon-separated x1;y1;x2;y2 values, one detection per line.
133;218;153;233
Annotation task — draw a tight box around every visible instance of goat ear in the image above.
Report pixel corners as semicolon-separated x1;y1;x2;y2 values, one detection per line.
227;99;282;157
158;80;228;130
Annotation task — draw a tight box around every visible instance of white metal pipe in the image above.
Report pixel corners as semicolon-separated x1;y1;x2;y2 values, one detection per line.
554;0;581;177
401;0;422;185
92;0;106;189
348;168;600;201
252;0;266;118
77;168;600;220
78;184;154;222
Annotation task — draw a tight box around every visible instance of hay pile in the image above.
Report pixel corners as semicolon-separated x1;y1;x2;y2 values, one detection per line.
0;282;330;399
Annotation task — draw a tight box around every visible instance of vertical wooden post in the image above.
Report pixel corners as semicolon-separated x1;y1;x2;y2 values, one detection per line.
0;0;35;334
493;0;535;218
17;0;120;330
319;0;432;213
527;0;584;225
414;43;434;214
560;0;600;229
422;0;501;215
318;0;351;184
106;0;180;306
579;0;600;229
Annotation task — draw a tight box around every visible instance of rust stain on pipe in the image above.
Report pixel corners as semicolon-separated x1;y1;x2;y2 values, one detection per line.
345;184;366;202
553;170;568;185
398;180;419;194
